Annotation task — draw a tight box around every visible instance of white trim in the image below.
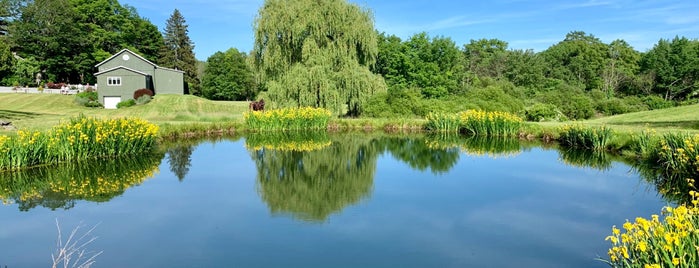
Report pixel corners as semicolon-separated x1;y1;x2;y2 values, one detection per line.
156;66;185;74
94;49;158;68
107;77;122;86
94;66;149;76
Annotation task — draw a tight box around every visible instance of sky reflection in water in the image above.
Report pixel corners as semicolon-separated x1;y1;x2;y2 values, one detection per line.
0;136;666;268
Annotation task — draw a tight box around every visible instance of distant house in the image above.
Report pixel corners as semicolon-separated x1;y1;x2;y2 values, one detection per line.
94;49;184;109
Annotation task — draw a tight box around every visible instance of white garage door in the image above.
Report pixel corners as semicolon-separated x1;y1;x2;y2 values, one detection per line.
104;96;121;109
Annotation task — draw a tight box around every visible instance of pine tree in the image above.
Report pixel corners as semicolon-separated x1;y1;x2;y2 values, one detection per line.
160;9;199;95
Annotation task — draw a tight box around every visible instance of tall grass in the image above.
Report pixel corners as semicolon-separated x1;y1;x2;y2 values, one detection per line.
458;110;523;137
424;112;460;132
244;107;332;131
657;133;699;178
0;115;158;171
558;124;612;150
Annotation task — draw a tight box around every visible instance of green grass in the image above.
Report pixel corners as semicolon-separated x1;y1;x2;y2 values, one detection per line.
0;93;250;134
585;104;699;134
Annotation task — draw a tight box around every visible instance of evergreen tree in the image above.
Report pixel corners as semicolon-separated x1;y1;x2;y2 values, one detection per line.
251;0;386;116
160;9;199;95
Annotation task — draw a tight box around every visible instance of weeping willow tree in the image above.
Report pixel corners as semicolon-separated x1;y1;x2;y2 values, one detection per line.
248;134;380;222
251;0;387;116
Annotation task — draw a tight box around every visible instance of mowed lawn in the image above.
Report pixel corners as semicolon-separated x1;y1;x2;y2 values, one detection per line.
0;93;250;133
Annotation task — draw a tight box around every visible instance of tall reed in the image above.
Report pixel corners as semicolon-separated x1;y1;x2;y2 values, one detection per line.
657;133;699;178
244;107;332;131
424;112;461;132
558;124;612;150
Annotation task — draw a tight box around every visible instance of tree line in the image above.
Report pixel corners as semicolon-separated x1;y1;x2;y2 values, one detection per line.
2;0;698;120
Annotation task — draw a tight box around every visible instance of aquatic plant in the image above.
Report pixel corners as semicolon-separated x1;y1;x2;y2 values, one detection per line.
558;124;612;150
0;115;159;170
424;112;460;132
458;110;523;137
244;107;332;131
601;186;699;267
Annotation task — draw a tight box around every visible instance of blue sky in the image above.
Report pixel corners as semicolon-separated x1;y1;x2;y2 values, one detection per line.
120;0;699;61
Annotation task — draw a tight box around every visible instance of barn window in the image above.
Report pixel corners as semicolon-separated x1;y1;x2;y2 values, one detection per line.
107;77;122;86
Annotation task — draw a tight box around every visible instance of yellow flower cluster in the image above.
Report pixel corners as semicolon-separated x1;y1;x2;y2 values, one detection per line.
458;110;523;124
457;110;523;136
659;134;699;175
47;167;158;198
244;107;332;131
0;135;9;154
605;188;699;267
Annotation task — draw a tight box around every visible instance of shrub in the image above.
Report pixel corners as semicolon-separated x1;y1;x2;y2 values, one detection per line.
596;98;630;115
558;124;612;150
133;88;154;100
464;86;525;114
525;103;563;122
135;95;152;105
74;91;101;108
46;82;66;89
536;85;595;120
642;95;674;110
116;99;136;109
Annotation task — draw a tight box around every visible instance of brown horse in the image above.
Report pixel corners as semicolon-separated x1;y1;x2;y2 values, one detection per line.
249;99;265;111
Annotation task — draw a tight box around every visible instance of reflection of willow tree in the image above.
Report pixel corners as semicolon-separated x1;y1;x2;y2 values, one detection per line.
0;153;163;211
167;145;194;181
557;148;612;171
383;135;460;174
249;134;380;222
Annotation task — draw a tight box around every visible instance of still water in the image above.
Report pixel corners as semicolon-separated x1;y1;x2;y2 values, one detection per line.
0;133;667;268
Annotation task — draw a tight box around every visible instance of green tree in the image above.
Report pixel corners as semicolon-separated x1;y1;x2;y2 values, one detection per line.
504;49;546;90
9;0;89;83
160;9;200;95
167;145;193;181
464;38;509;80
0;38;14;84
12;56;38;86
542;31;608;91
251;0;386;116
601;39;640;98
640;37;699;101
201;48;256;101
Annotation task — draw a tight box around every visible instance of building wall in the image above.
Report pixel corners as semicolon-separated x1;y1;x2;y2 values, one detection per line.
98;51;155;76
96;68;147;105
154;68;184;94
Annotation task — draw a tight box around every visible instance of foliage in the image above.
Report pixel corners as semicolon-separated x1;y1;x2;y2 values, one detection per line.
542;31;608;91
74;91;101;108
558;124;612;150
244;107;332;131
458;110;524;137
642;95;674;110
135;95;152;105
10;56;39;86
640;37;699;101
656;133;699;179
424;134;522;158
382;135;460;173
160;9;199;95
536;83;595;119
558;148;611;170
133;88;154;100
251;0;386;116
116;99;136;109
0;38;14;83
0;115;158;170
464;38;509;80
424;112;460;132
463;84;526;114
525;103;564;122
601;191;699;267
202;48;256;101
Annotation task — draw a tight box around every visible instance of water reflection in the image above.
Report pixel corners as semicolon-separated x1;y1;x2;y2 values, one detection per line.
558;148;613;171
382;135;460;174
0;153;163;211
247;132;379;222
424;134;524;158
167;145;194;181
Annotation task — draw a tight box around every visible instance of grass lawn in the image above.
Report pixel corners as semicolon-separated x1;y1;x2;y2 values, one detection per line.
1;92;698;136
0;93;249;135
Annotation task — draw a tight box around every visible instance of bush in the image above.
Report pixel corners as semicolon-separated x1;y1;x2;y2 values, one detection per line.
135;95;152;105
536;86;594;120
116;99;136;109
133;88;154;100
74;91;102;108
46;82;66;89
596;98;630;115
642;95;674;110
525;103;563;122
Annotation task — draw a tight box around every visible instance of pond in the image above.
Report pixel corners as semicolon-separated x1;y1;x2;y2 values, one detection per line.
0;133;669;268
